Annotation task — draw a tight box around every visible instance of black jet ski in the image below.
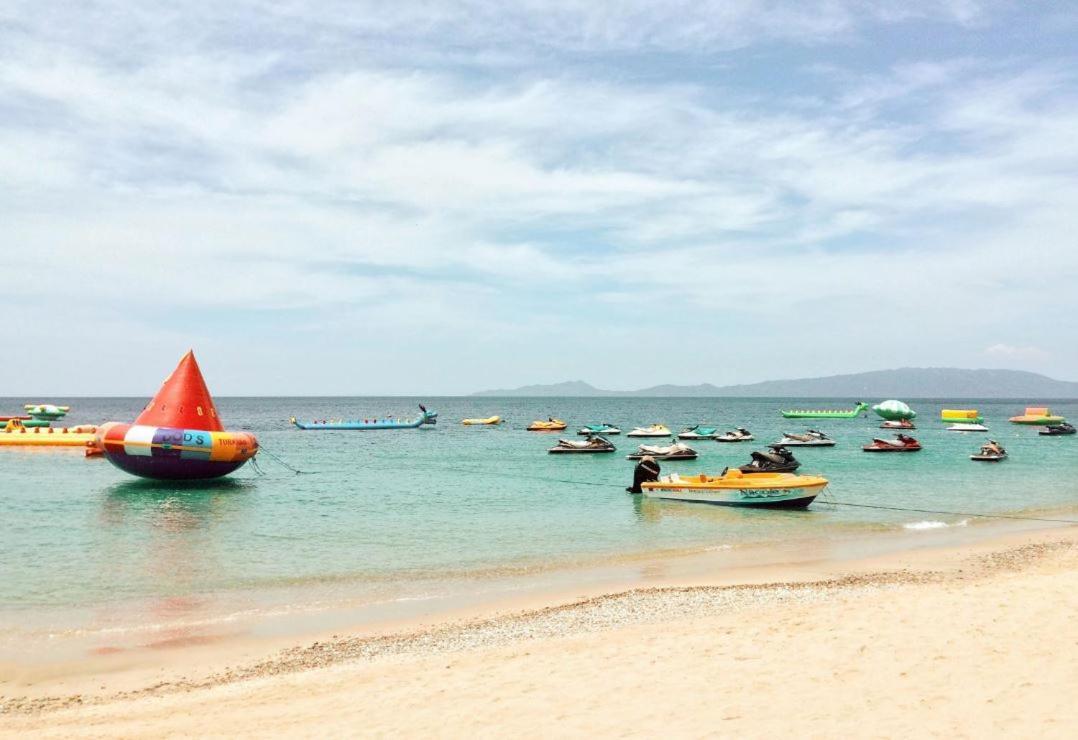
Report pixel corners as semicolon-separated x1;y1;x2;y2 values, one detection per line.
738;445;801;473
970;441;1007;461
1039;423;1075;436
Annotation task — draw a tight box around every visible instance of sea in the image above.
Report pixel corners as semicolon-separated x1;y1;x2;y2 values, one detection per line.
1;396;1076;659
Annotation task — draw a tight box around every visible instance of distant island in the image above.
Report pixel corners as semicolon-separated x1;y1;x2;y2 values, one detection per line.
471;368;1078;398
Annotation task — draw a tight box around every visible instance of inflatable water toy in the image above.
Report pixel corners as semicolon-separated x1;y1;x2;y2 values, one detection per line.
548;436;615;454
880;419;915;430
1040;423;1076;436
677;425;719;440
627;424;671;438
0;404;71;428
0;419;97;447
941;409;983;424
781;402;866;419
714;428;754;442
862;434;921;452
641;470;827;508
626;442;697;461
873;400;916;421
97;351;258;480
739;446;800;473
528;418;567;431
971;441;1006;462
947;423;988;432
292;406;437;430
462;416;502;426
773;430;835;447
578;423;621;436
1009;407;1065;425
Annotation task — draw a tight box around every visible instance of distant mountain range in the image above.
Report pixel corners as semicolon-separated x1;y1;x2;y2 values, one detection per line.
471;369;1078;398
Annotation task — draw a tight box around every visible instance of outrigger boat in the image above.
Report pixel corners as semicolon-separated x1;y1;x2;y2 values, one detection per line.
626;442;697;461
677;425;719;440
627;424;671;438
715;428;754;442
641;469;827;508
291;405;437;430
781;402;866;419
548;436;616;454
578;423;621;436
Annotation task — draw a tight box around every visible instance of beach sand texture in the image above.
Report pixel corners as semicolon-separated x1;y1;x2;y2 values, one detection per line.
3;531;1077;738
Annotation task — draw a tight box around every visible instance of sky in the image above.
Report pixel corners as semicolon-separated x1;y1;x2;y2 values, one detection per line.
2;0;1077;395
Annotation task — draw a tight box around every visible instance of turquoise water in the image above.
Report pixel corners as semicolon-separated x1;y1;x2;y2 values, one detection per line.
1;397;1076;644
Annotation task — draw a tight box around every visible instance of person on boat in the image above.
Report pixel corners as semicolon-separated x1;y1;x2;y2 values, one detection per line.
982;440;1005;455
585;435;608;448
627;456;661;494
896;433;916;445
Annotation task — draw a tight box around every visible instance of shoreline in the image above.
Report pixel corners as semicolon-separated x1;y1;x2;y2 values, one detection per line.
3;522;1076;729
1;506;1070;670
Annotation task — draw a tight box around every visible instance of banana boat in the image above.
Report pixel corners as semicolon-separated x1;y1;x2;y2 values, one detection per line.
462;416;502;425
0;420;97;447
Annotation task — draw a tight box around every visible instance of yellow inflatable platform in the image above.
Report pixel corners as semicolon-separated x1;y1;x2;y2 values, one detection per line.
0;419;97;447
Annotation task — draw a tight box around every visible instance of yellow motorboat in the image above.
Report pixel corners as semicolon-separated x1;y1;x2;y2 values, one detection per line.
0;419;98;448
527;418;567;431
641;469;828;508
462;416;502;425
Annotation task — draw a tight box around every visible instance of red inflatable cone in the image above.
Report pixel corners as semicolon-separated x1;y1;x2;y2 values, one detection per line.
134;350;225;431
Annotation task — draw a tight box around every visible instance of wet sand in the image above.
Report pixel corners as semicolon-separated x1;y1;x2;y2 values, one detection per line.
3;526;1077;737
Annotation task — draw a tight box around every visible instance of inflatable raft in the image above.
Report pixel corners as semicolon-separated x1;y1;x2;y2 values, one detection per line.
527;419;567;431
873;400;916;421
0;420;97;447
781;402;867;419
292;406;437;430
1009;407;1065;425
462;416;502;425
98;351;258;480
941;409;983;424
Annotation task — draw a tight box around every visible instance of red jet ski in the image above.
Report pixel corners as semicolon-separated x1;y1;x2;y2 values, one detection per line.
863;434;922;452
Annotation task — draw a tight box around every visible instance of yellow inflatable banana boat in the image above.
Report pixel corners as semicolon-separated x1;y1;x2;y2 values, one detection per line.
527;418;567;431
0;419;98;448
462;416;502;425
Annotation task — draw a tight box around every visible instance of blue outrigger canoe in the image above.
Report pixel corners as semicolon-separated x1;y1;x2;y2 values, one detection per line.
291;406;437;430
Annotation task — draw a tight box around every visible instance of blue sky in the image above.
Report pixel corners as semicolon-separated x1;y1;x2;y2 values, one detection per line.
2;1;1077;394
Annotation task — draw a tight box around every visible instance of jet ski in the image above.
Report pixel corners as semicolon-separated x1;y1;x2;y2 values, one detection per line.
880;419;916;430
548;435;616;454
862;434;921;452
737;445;801;473
577;423;621;436
528;418;568;431
1040;422;1076;436
677;425;719;440
715;427;754;442
627;424;672;438
970;441;1007;461
626;442;697;460
773;429;836;447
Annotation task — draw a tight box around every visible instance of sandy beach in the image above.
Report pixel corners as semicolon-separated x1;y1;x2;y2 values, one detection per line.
3;526;1077;738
